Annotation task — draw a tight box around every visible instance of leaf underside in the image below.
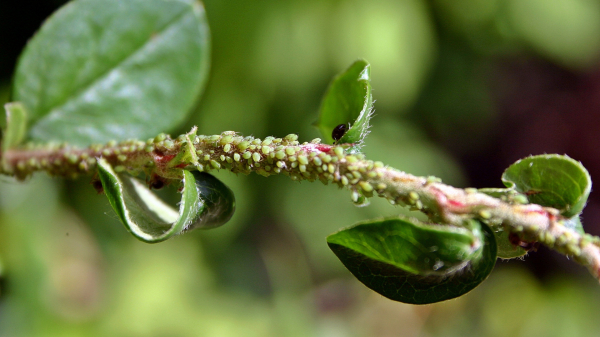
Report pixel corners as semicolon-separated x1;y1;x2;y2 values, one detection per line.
97;158;199;243
97;158;235;243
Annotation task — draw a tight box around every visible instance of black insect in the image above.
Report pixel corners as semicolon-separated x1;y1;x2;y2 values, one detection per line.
332;123;350;142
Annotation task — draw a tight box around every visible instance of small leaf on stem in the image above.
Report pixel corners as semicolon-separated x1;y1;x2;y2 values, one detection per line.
2;102;27;153
502;154;592;217
494;230;528;259
97;158;235;243
327;217;497;304
315;60;373;152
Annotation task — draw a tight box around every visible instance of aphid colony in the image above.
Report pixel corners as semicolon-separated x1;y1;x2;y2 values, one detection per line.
8;130;414;210
189;131;397;204
194;132;343;178
6;138;151;180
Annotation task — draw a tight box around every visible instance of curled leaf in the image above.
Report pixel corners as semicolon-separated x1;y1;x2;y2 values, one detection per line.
327;217;497;304
315;60;373;152
185;172;236;231
502;154;592;217
97;158;235;243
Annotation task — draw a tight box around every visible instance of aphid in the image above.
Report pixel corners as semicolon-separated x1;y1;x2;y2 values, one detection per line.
332;123;350;142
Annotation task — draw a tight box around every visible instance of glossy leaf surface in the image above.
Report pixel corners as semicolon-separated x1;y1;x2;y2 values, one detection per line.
327;217;497;304
185;172;236;231
502;154;591;217
13;0;210;146
97;159;235;243
315;60;373;150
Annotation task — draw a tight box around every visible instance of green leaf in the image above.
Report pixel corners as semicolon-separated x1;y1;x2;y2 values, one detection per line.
494;230;528;259
502;154;592;217
1;102;28;174
2;102;27;152
315;60;373;151
97;159;235;243
13;0;210;147
327;217;497;304
188;171;237;231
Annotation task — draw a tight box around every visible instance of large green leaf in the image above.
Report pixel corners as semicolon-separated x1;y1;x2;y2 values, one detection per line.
327;217;497;304
97;159;235;243
502;154;591;217
13;0;210;146
315;60;373;150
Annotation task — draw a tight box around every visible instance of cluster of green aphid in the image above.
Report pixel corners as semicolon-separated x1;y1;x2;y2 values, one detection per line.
190;131;387;199
6;133;600;272
3;134;180;180
3;141;108;180
2;130;460;218
5;131;600;279
514;214;600;263
3;130;442;208
191;131;305;176
1;131;531;224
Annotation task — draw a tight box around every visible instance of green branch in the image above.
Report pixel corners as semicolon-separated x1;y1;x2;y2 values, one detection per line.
3;128;600;280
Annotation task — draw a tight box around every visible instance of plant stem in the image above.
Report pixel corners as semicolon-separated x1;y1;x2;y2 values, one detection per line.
2;128;600;280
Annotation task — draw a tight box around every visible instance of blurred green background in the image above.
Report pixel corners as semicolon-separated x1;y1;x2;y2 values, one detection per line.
2;0;600;336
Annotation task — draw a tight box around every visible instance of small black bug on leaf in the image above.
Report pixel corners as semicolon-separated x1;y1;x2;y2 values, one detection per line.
332;123;350;142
